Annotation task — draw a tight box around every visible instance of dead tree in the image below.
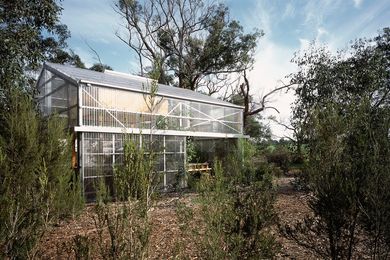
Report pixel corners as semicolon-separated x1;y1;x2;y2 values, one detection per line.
238;70;293;129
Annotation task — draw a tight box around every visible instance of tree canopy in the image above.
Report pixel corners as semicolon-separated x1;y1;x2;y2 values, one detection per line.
115;0;262;93
291;28;390;130
0;0;69;95
285;27;390;259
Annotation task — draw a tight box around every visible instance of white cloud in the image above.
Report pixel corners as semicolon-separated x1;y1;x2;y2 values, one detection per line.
353;0;363;8
251;1;272;34
61;0;120;44
316;27;329;41
73;47;95;68
282;3;295;19
247;36;297;139
330;0;389;48
299;38;311;50
303;0;344;28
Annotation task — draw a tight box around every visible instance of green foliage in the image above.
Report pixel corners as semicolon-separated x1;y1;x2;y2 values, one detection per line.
223;138;270;185
48;48;86;69
265;146;292;174
72;235;91;260
93;77;164;257
0;0;69;98
354;106;390;258
288;105;362;259
93;194;150;260
116;0;262;90
114;135;153;208
0;2;86;257
89;63;113;72
185;137;197;163
41;116;84;220
174;139;278;258
244;115;272;141
285;28;390;259
0;90;83;258
0;91;44;258
197;158;278;259
95;143;152;260
291;28;390;139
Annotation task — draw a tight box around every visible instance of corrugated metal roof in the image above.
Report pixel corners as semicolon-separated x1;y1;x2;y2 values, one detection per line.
43;62;243;109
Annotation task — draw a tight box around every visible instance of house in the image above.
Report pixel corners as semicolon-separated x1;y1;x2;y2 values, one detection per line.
37;62;245;199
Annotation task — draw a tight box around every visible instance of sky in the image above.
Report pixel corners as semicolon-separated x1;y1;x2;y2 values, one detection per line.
60;0;390;139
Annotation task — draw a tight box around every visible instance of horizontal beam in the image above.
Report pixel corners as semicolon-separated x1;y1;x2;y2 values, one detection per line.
74;126;245;139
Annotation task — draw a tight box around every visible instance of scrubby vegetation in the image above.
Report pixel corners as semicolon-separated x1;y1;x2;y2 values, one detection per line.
282;28;390;260
0;90;84;259
0;0;389;259
174;139;279;259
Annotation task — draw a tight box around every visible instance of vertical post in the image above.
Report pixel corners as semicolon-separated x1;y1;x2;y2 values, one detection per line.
46;71;52;114
183;136;187;188
112;134;115;171
179;102;183;130
187;102;191;130
66;83;70;124
241;109;244;134
80;132;85;198
163;135;167;190
78;84;83;126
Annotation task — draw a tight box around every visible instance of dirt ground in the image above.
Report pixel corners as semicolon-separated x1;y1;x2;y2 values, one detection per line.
274;177;315;259
38;176;315;259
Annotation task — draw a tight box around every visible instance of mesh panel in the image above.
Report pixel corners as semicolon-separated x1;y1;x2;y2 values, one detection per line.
80;84;242;134
81;133;186;198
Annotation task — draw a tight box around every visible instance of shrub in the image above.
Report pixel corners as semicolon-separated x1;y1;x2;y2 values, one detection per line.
0;90;83;258
93;135;155;259
283;101;390;259
93;196;150;260
72;235;91;260
265;146;291;174
198;158;278;258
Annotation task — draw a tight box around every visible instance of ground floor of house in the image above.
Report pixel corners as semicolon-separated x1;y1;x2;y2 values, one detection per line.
74;131;237;200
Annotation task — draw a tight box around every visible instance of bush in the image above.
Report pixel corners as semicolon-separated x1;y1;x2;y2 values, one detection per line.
265;146;291;174
283;101;390;259
285;28;390;259
92;135;156;259
0;90;83;258
93;195;150;260
198;157;278;258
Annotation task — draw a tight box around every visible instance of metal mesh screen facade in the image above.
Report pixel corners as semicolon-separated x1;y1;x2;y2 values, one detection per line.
36;64;244;199
36;69;78;127
80;84;243;134
80;132;185;200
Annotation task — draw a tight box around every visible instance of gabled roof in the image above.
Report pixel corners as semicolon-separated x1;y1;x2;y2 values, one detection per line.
43;62;243;109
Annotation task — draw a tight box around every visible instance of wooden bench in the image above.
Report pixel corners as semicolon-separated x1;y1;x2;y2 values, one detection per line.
187;162;212;174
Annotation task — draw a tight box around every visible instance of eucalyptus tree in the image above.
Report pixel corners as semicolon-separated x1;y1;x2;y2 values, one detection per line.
284;28;390;259
0;0;70;95
115;0;261;93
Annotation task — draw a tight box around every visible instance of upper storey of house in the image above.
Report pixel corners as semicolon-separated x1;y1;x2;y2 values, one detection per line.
36;62;244;138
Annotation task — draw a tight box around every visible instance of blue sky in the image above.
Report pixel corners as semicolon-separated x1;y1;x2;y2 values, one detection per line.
60;0;390;138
